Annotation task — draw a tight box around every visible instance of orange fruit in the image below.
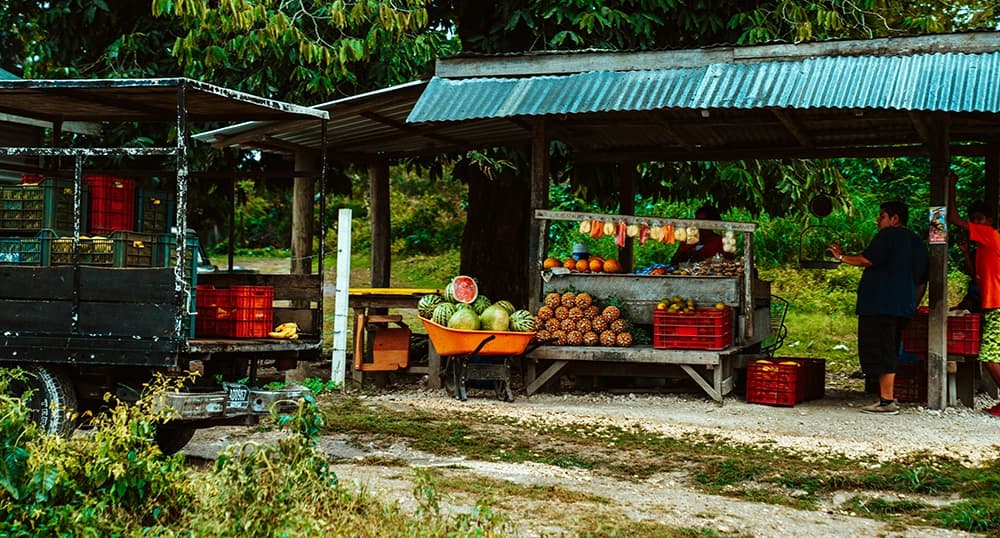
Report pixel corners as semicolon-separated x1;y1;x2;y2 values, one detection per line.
543;257;562;270
575;258;590;272
603;259;622;273
563;258;576;270
588;258;604;272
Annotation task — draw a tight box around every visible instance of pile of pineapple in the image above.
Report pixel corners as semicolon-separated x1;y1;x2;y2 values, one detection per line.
534;291;633;347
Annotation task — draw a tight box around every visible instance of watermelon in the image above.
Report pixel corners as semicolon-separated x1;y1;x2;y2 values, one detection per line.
446;275;478;304
417;294;444;319
479;304;511;332
448;307;481;330
510;310;537;332
431;303;456;326
494;300;516;315
472;295;492;315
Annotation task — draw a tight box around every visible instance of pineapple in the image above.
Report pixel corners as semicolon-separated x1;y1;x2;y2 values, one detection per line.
576;318;592;333
599;330;617;347
533;329;551;344
561;291;576;308
601;305;621;322
615;332;633;347
574;292;593;309
554;306;570;320
610;319;628;333
585;305;600;319
545;319;561;332
536;305;554;321
592;317;608;332
582;331;599;346
568;306;584;319
551;329;567;346
566;330;583;346
560;318;576;331
544;292;562;309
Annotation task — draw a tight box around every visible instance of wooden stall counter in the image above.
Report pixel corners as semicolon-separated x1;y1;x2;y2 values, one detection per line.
348;288;439;386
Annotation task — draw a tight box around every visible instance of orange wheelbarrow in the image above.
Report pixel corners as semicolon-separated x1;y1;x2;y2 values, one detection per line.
421;319;537;402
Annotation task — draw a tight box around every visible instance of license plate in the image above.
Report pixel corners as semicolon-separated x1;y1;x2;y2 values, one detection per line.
224;383;250;409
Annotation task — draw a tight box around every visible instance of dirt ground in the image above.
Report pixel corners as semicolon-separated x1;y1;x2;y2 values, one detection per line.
183;372;1000;538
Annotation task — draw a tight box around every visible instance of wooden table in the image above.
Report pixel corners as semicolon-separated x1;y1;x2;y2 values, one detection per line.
348;288;439;386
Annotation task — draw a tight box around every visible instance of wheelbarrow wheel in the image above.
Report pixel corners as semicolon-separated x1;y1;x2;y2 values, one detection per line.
444;357;467;401
495;380;514;402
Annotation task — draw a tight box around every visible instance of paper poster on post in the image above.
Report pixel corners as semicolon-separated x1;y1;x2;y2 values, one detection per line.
929;206;947;244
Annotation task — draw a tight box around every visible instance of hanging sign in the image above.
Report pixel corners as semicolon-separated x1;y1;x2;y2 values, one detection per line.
929;206;947;244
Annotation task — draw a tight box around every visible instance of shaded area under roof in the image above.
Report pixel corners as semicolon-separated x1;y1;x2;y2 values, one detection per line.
0;78;327;125
198;31;1000;163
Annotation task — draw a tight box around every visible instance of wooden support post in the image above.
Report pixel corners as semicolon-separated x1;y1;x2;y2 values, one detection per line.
986;145;1000;224
292;152;317;275
619;162;636;273
926;112;950;410
527;121;549;314
369;161;391;288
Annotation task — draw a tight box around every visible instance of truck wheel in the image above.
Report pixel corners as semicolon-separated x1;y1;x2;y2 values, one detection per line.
7;366;77;437
155;424;197;455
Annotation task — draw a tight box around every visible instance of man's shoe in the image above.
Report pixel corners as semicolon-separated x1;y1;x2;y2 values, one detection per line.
861;401;899;415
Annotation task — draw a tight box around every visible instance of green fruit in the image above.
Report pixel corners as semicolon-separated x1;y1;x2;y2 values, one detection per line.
509;309;537;332
431;303;456;326
448;308;481;330
417;294;444;319
479;304;510;331
472;295;492;315
495;300;516;314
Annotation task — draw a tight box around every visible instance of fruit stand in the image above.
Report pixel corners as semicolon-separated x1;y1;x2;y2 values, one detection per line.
524;209;772;402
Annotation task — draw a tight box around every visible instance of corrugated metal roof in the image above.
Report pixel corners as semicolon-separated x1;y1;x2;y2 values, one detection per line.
409;52;1000;123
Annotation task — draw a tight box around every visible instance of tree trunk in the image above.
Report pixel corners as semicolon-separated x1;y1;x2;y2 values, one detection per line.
460;166;531;307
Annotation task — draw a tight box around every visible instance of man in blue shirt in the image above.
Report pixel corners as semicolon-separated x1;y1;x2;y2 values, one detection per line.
829;201;929;415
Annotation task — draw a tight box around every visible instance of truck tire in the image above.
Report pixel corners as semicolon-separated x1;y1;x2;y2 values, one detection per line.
8;365;77;437
155;423;197;455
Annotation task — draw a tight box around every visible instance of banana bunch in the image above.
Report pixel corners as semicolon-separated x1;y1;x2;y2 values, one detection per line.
268;322;299;339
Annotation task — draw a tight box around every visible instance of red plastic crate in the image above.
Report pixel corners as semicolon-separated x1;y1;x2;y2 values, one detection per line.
195;285;273;338
901;308;981;356
84;175;135;235
745;358;826;407
21;174;43;185
894;357;927;403
653;307;732;350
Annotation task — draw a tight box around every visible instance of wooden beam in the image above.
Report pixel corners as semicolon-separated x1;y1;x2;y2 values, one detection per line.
291;153;317;275
528;120;549;314
927;112;951;410
653;118;696;151
436;32;1000;78
572;142;996;163
369;161;391;288
217;134;319;155
358;110;470;147
986;144;1000;224
908;111;933;146
773;110;814;148
619;163;636;273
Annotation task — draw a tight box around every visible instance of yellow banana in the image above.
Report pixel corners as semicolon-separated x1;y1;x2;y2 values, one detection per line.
268;322;300;339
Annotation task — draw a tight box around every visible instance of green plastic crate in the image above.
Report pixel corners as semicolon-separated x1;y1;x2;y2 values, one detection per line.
0;236;44;265
0;180;86;234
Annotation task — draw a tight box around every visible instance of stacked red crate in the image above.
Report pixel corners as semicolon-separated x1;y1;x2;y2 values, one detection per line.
901;307;981;356
746;358;826;407
195;285;274;338
84;175;135;235
653;307;733;350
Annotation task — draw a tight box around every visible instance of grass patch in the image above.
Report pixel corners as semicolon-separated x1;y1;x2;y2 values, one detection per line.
318;395;1000;533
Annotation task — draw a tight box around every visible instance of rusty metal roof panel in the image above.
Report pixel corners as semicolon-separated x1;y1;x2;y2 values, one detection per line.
409;52;1000;123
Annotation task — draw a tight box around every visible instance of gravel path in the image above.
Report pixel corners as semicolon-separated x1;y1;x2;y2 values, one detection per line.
184;386;1000;537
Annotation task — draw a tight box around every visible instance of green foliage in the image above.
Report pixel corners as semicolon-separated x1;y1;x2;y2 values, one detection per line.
390;169;466;255
0;372;194;535
301;377;341;394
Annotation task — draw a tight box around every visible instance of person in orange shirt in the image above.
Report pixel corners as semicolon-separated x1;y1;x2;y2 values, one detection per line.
947;173;1000;416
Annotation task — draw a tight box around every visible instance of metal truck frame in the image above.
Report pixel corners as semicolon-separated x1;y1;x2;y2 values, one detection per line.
0;78;328;453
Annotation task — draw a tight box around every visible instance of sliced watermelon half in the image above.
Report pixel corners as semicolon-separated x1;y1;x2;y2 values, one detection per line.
449;275;479;304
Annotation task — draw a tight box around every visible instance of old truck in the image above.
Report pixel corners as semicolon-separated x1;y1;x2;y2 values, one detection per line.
0;78;329;453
